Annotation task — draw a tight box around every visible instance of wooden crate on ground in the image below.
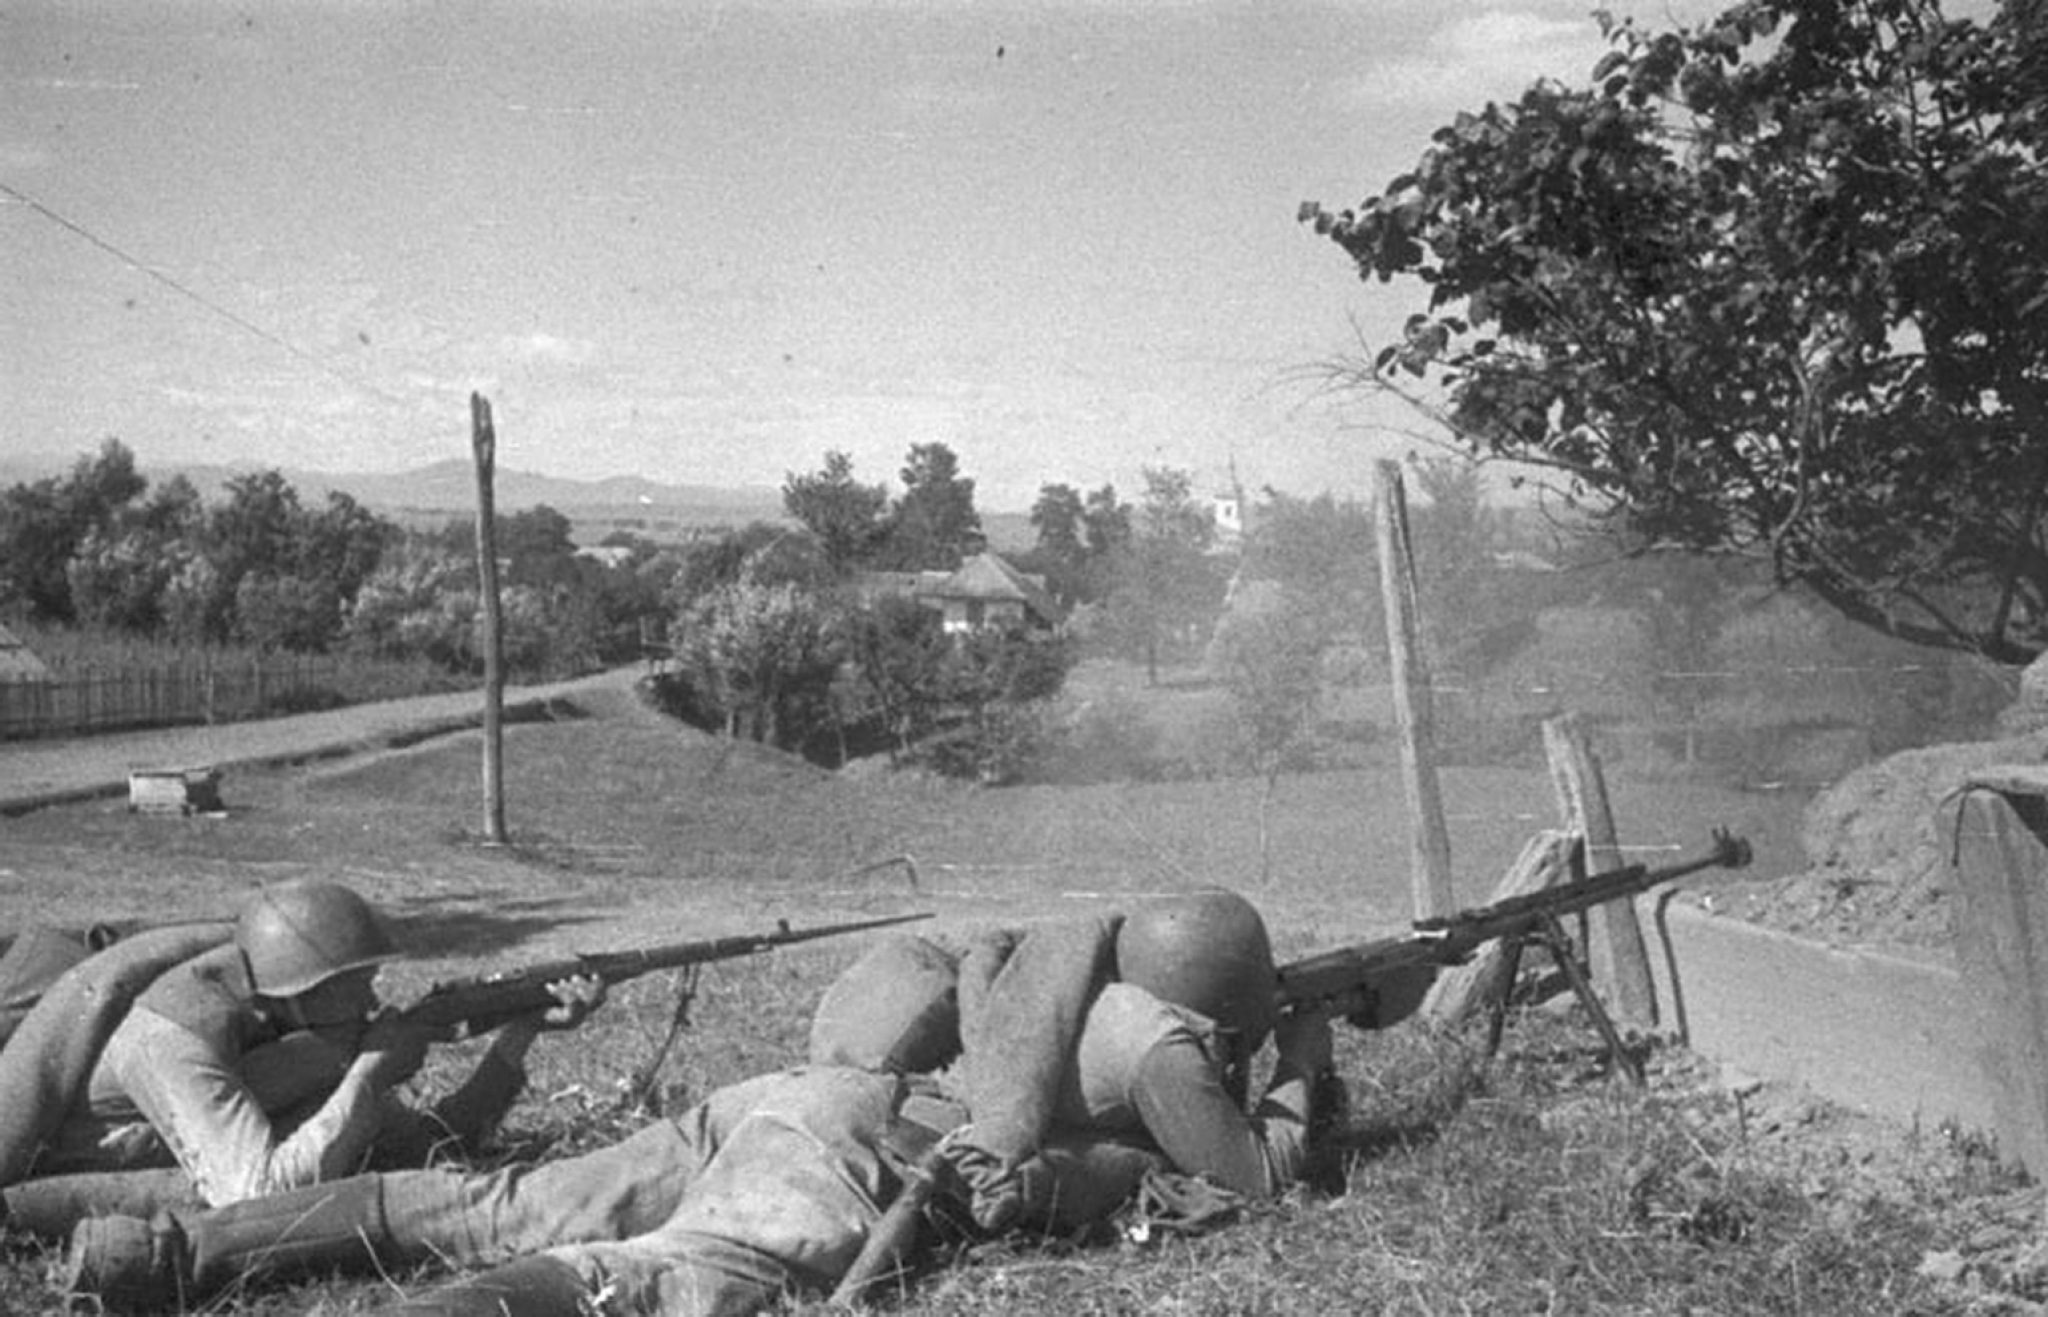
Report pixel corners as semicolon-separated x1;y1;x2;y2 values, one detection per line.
128;767;224;816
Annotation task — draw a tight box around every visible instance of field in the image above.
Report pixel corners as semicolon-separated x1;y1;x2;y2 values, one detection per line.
0;677;2032;1314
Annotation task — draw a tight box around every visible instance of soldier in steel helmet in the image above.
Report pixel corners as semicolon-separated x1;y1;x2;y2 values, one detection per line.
64;887;1334;1317
28;880;601;1217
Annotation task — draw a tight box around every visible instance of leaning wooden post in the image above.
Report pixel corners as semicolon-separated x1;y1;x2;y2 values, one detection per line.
1542;713;1657;1029
1373;459;1455;918
471;392;508;846
1425;829;1576;1022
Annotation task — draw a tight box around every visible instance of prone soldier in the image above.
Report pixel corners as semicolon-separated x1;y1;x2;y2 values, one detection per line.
0;880;601;1236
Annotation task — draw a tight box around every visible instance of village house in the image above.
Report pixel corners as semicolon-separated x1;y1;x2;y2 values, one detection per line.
852;551;1066;636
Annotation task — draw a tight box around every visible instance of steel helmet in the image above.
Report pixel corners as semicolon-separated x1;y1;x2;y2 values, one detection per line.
1115;888;1278;1050
237;881;397;998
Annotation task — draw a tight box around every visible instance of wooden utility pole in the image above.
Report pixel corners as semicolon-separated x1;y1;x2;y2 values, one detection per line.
1373;459;1455;918
1543;714;1657;1028
471;392;507;845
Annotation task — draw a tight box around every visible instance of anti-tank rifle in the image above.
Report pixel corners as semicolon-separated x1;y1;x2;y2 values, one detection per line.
1275;830;1752;1078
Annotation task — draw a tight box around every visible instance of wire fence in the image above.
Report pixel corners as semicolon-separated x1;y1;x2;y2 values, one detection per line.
0;654;341;740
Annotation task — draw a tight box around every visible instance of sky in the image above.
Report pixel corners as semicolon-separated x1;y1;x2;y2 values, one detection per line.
3;0;1730;511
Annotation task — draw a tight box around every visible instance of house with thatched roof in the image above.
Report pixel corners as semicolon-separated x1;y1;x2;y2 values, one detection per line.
852;552;1066;636
0;622;51;682
919;551;1066;635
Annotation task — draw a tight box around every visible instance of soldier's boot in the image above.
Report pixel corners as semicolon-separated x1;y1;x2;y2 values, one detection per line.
388;1255;593;1317
0;1169;199;1241
61;1213;188;1313
65;1174;409;1312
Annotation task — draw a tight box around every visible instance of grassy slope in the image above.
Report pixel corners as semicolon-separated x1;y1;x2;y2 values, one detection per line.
1;682;2012;1315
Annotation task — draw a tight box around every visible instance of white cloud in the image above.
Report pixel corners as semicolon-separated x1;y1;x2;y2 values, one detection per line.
15;76;143;91
502;332;597;366
1327;8;1611;113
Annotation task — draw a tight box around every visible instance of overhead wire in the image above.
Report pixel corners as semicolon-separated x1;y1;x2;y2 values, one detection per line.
0;178;410;407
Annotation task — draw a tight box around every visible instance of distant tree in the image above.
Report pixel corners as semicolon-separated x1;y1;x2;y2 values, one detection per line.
1098;538;1230;686
1097;466;1227;683
0;438;147;620
1030;484;1086;561
1210;584;1333;880
674;581;843;748
345;540;479;672
1242;491;1380;640
783;451;889;573
1302;0;2048;663
297;491;395;604
1018;481;1133;607
923;625;1075;783
207;470;300;587
139;474;203;536
175;470;400;652
1082;484;1134;558
235;572;343;652
667;522;835;610
67;530;185;633
1406;456;1526;679
493;506;579;587
495;581;602;678
65;473;207;634
842;593;952;760
878;443;981;571
1136;465;1215;551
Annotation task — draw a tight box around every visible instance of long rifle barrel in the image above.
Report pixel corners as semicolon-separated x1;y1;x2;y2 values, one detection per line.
1411;828;1751;946
398;911;934;1035
1274;829;1751;1027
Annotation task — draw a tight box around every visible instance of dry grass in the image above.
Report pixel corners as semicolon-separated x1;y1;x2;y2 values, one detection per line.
0;677;2016;1315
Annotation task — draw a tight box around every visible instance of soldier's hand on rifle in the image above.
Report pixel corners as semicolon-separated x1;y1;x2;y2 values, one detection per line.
357;1014;447;1090
1273;1012;1334;1078
531;973;607;1032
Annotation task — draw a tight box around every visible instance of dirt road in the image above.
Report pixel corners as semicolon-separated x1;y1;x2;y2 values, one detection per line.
0;667;635;815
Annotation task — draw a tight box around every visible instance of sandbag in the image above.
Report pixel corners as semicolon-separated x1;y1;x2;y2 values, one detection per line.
0;922;233;1188
808;933;962;1075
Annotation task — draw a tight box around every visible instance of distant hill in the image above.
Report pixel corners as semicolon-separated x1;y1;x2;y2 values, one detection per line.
0;453;1035;550
0;453;790;543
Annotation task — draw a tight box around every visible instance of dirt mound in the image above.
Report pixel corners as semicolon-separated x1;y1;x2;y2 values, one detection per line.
1725;728;2048;956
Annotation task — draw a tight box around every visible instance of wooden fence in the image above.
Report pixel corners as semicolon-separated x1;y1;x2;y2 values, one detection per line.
0;655;340;740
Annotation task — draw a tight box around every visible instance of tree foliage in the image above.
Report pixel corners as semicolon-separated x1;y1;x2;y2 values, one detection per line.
667;521;835;609
918;624;1074;783
674;581;844;748
1210;581;1333;878
0;439;146;620
1087;466;1228;684
783;451;889;573
1303;0;2048;662
842;592;952;759
880;442;982;571
345;541;480;671
1021;481;1133;606
1242;490;1380;639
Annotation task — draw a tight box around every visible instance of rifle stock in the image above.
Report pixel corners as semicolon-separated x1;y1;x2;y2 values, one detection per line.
832;1142;948;1307
1276;829;1751;1029
393;911;933;1038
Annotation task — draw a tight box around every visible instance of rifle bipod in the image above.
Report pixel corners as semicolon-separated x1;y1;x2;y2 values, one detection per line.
622;966;700;1112
1481;912;1646;1086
